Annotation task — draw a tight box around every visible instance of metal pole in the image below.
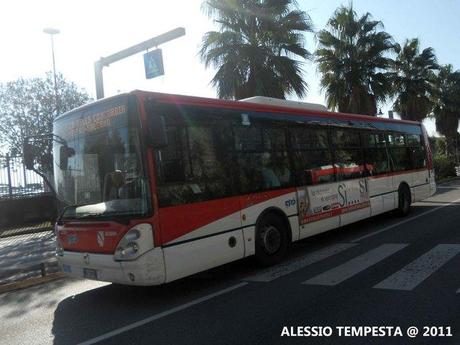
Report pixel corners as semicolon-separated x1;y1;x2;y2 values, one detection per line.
44;28;60;114
50;34;60;115
94;60;105;100
6;154;12;197
23;160;27;188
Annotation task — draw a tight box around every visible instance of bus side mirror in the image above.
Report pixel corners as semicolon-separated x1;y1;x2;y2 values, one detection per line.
148;115;168;149
23;142;35;170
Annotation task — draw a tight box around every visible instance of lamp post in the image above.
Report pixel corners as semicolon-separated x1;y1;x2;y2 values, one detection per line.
43;27;60;115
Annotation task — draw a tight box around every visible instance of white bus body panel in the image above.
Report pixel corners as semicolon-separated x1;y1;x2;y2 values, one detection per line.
412;170;431;201
240;96;328;112
299;216;340;239
163;229;245;283
368;175;394;215
340;207;370;226
58;247;166;286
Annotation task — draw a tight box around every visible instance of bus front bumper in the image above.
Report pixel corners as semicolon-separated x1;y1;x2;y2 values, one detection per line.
57;247;166;286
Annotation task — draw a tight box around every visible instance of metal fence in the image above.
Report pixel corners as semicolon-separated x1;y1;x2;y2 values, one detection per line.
0;154;57;285
0;154;47;199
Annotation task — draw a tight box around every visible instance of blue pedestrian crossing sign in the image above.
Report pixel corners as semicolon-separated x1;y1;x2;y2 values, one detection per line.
144;49;164;79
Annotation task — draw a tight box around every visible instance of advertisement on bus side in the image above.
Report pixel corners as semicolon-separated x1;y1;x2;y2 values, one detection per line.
298;179;370;224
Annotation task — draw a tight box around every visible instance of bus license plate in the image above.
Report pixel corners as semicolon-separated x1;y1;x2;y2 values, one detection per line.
83;268;98;280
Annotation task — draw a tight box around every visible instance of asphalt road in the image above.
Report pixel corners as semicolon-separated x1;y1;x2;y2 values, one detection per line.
2;180;460;345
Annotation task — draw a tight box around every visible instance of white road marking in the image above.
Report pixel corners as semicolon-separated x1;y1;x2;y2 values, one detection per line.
351;197;460;243
244;243;357;282
78;282;248;345
303;244;408;286
374;244;460;291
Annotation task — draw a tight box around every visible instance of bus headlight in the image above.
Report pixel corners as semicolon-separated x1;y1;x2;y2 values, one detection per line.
114;224;154;261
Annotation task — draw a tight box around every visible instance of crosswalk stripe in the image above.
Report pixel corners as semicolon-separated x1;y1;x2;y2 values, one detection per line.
374;244;460;291
350;197;460;243
302;244;408;286
244;243;357;282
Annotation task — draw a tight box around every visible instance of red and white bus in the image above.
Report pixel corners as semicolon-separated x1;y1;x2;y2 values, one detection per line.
54;91;436;285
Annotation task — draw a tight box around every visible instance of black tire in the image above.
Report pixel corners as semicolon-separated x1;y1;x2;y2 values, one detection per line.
255;213;289;266
396;185;411;217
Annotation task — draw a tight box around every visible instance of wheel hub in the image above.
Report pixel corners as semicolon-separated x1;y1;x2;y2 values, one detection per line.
261;225;281;254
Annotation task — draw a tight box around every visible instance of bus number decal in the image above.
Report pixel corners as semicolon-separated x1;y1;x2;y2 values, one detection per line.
285;199;296;208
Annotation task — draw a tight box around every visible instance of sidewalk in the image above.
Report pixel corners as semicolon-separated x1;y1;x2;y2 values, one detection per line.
0;231;59;286
0;221;53;238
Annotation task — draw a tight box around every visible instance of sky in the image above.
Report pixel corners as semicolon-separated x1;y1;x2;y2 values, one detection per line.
1;0;460;137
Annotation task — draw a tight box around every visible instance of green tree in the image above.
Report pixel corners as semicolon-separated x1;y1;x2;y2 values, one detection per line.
316;5;396;115
0;72;90;172
200;0;313;100
433;64;460;156
391;38;438;121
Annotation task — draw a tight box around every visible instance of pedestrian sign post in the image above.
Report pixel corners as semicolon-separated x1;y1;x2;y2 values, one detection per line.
144;49;164;79
94;27;185;99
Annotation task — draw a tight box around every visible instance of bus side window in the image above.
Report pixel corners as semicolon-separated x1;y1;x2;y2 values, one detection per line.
332;129;364;180
234;123;292;194
289;126;334;186
362;132;390;176
155;109;237;207
388;133;412;172
158;126;188;183
407;134;426;169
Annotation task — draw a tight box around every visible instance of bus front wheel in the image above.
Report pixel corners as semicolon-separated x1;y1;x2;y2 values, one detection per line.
255;213;289;266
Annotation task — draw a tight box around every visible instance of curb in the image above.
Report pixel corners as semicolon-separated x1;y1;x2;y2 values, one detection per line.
0;227;53;239
0;272;66;294
437;176;460;184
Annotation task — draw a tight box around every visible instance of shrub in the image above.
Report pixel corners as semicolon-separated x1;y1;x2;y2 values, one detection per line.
433;154;456;180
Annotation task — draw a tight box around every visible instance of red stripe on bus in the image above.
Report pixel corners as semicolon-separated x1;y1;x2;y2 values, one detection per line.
159;188;295;245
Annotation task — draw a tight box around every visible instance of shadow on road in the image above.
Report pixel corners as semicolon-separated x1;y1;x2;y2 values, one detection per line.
0;278;72;319
50;261;257;345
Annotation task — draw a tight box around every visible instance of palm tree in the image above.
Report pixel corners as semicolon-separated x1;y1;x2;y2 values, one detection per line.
433;64;460;156
316;5;396;115
200;0;313;100
391;39;438;121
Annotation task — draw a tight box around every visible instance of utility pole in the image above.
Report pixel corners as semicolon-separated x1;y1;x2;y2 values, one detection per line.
43;27;60;114
94;27;185;99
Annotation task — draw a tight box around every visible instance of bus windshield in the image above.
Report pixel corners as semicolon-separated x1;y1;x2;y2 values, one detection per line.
53;96;150;220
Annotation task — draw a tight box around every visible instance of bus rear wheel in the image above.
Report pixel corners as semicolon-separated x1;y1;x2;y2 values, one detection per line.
397;186;411;217
255;214;289;266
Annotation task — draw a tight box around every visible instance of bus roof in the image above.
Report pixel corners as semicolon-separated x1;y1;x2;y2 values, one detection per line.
134;90;421;127
55;90;421;128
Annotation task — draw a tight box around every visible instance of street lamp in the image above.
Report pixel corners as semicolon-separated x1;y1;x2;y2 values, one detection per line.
43;27;60;115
